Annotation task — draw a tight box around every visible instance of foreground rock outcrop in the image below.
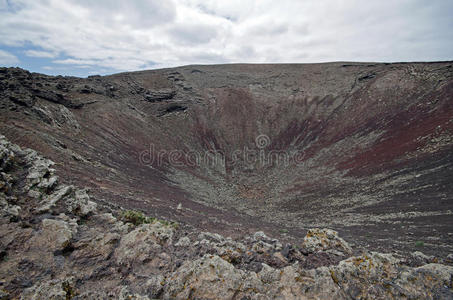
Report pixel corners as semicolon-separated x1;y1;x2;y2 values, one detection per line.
0;135;452;299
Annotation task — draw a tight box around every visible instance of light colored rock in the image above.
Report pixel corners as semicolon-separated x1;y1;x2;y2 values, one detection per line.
115;222;175;266
94;212;118;224
302;228;352;254
0;289;9;300
394;265;453;298
71;230;120;262
0;172;13;193
145;275;165;298
253;231;269;240
0;195;21;217
56;105;80;131
92;213;130;234
0;135;16;170
21;277;76;300
36;174;58;191
67;189;97;217
25;152;57;191
175;236;190;247
118;286;150;300
251;240;275;254
198;231;223;243
412;251;435;263
32;218;77;251
273;251;288;264
36;185;73;213
416;263;453;285
258;263;280;284
31;105;54;125
164;254;256;299
194;232;247;261
331;252;400;287
27;189;42;199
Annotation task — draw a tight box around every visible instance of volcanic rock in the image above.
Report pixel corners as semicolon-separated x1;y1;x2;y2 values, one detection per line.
144;89;176;102
0;62;453;298
302;228;353;254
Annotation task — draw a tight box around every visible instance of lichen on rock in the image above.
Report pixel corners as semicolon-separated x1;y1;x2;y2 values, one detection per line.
302;228;353;255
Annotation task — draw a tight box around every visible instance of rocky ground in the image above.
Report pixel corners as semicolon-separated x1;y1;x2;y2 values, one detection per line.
1;135;453;299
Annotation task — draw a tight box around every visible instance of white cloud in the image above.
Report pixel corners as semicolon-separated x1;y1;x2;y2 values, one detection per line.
168;23;218;45
24;50;58;58
0;0;452;74
0;49;19;65
0;0;7;10
53;58;97;65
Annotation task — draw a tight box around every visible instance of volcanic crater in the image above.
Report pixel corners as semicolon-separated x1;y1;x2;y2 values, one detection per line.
1;62;453;256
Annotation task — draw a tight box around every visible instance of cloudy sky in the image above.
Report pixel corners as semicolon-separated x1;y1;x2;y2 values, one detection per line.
0;0;452;77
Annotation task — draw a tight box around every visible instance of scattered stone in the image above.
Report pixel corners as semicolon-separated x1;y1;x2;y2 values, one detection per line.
253;231;268;240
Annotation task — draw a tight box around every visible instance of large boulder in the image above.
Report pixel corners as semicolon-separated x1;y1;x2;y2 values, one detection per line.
164;254;257;299
114;222;175;266
30;218;77;252
329;252;453;299
302;228;352;255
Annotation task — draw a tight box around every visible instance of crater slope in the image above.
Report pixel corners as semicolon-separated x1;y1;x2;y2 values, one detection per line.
1;62;452;255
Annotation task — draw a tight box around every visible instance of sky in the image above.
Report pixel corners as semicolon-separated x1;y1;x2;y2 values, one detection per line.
0;0;452;77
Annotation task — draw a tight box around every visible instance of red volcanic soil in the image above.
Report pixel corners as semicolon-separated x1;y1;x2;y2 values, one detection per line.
1;62;452;256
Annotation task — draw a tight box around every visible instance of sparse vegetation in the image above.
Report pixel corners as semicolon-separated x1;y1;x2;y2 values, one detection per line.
120;209;178;229
415;241;424;247
120;210;154;225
